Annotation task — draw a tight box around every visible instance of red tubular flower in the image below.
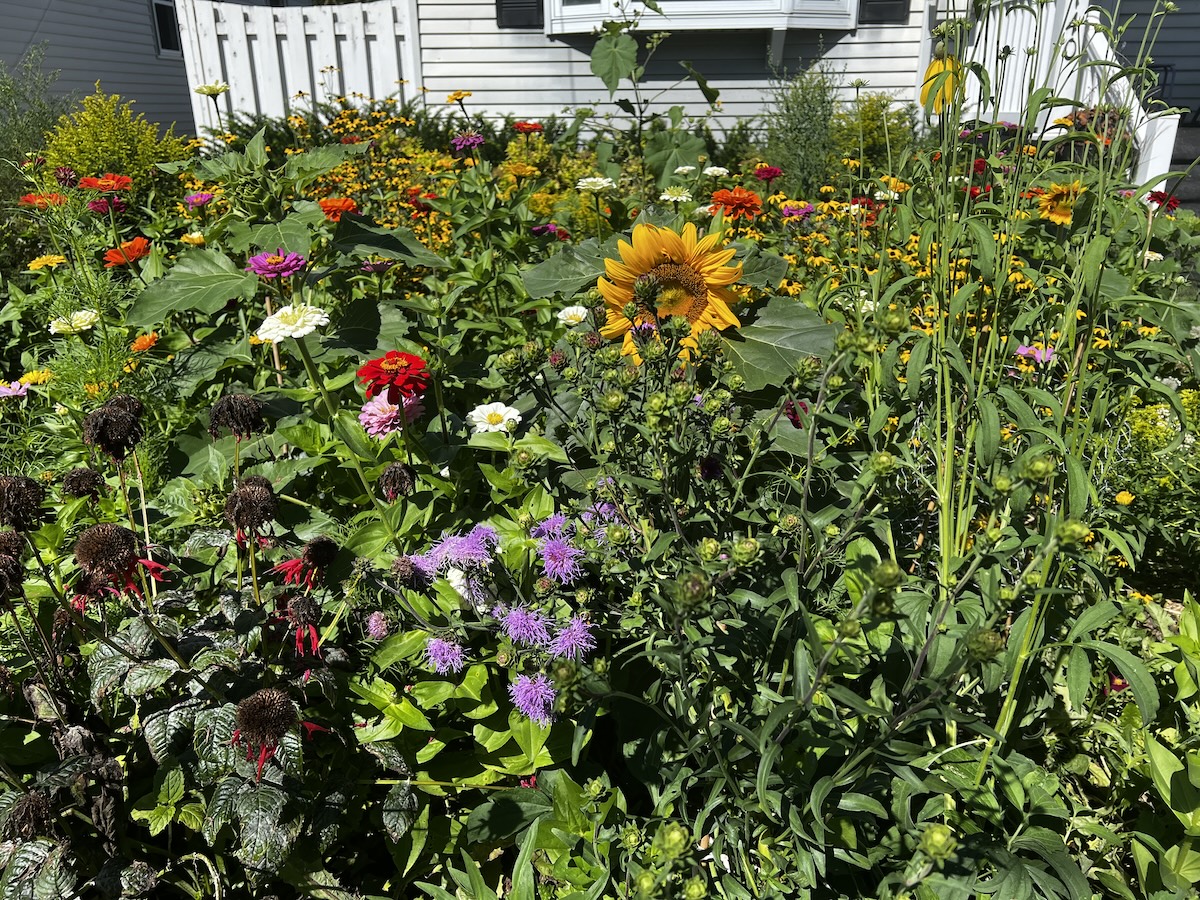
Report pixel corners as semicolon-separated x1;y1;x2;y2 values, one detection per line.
357;350;430;402
1148;191;1180;212
79;173;133;192
104;236;151;268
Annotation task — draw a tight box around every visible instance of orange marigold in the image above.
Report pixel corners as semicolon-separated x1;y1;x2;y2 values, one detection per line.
709;186;762;220
130;332;159;352
79;173;133;192
104;236;151;268
318;197;358;221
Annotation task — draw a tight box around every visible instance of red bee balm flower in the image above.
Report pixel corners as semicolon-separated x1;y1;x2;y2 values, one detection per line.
318;197;358;221
104;236;151;268
79;173;133;192
357;351;430;402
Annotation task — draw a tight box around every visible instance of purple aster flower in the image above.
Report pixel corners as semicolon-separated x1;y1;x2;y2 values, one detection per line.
434;524;498;571
185;192;215;209
1015;344;1054;365
498;605;551;647
451;130;484;152
360;259;397;274
509;674;556;726
580;502;618;526
426;637;466;674
246;249;306;279
548;616;596;660
531;513;568;540
539;537;583;585
366;611;389;639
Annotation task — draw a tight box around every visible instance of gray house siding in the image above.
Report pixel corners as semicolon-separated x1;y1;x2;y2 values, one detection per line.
0;0;195;134
1101;0;1199;118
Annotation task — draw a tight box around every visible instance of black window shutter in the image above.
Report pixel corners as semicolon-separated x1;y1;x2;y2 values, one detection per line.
858;0;908;24
497;0;544;29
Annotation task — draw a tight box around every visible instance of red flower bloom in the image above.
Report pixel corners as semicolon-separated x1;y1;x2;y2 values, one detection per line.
973;157;988;174
104;236;151;268
78;173;133;192
358;351;430;402
754;165;783;187
318;197;358;221
709;186;762;220
514;121;544;134
18;192;66;209
1148;191;1180;212
340;134;362;144
963;185;991;201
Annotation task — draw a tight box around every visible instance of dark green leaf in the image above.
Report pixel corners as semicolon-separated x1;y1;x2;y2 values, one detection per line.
331;213;448;269
590;33;638;94
127;251;259;328
1078;640;1158;722
383;782;419;842
721;296;838;391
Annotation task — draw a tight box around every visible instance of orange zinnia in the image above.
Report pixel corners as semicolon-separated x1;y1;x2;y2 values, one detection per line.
104;236;151;268
18;193;66;208
319;197;358;221
709;186;762;221
79;173;133;192
130;332;159;352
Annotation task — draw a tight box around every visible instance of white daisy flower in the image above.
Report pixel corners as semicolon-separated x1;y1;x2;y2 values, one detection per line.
702;166;729;177
468;402;521;434
556;305;589;326
1144;250;1164;263
673;165;696;175
48;310;100;335
659;186;692;203
194;80;231;97
575;176;616;193
255;303;330;342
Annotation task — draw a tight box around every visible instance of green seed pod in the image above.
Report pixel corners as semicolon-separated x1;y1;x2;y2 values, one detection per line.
731;537;760;565
872;559;904;589
869;451;896;475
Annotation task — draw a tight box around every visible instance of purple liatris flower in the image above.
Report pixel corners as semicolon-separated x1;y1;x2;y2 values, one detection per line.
539;537;583;585
531;513;568;539
246;248;306;279
549;616;596;661
451;130;484;152
366;611;389;639
509;674;556;726
498;605;551;647
426;637;466;674
434;524;498;571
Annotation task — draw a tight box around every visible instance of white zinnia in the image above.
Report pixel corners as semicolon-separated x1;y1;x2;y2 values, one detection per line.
557;305;589;326
468;402;521;434
49;309;100;335
576;176;616;193
1144;250;1164;263
673;165;696;175
660;186;692;202
255;303;330;342
194;80;231;97
702;166;729;177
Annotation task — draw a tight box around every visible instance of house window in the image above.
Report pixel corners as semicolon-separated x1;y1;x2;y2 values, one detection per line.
151;0;183;57
858;0;908;24
498;0;544;29
545;0;857;36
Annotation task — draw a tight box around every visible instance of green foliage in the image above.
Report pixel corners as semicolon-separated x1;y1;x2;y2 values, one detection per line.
43;86;190;200
765;59;841;195
829;90;917;179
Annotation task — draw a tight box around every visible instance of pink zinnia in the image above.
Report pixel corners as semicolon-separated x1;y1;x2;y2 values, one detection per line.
246;249;306;279
0;381;28;399
358;394;425;437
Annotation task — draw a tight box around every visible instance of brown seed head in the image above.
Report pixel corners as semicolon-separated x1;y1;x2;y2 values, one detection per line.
224;475;277;535
209;393;267;441
391;554;431;591
4;790;53;841
379;462;417;501
74;523;139;580
0;476;46;531
62;467;107;500
300;535;337;570
82;396;144;461
287;595;321;628
235;687;297;749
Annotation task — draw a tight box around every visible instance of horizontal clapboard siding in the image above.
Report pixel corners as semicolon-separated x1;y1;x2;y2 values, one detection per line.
0;0;194;133
416;0;928;127
1100;0;1200;115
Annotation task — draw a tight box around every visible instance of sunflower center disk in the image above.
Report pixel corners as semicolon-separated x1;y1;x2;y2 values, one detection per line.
648;263;708;324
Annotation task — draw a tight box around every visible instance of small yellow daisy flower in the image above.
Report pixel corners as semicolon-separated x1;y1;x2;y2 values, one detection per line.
1114;490;1135;506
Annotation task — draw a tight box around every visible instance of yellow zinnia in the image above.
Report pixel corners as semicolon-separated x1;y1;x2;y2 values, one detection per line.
598;222;743;358
1038;181;1086;226
28;254;67;271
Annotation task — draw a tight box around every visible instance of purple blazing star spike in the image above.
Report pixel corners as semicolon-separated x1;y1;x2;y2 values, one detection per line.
1016;344;1054;365
426;637;466;674
509;674;556;726
540;537;584;585
366;611;389;640
499;605;551;647
580;502;617;527
531;513;568;540
434;524;498;571
451;131;484;152
549;617;596;661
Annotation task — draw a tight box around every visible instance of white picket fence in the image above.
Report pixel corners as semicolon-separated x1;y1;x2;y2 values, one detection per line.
176;0;423;136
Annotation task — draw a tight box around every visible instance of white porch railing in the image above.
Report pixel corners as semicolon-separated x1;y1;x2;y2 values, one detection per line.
176;0;423;137
958;0;1180;184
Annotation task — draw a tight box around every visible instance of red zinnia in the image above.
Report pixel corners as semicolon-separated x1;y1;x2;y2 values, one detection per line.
513;121;543;134
357;351;430;402
709;186;762;220
78;173;133;193
104;236;151;268
1148;191;1180;212
753;165;783;187
973;157;988;174
319;197;358;221
18;192;66;209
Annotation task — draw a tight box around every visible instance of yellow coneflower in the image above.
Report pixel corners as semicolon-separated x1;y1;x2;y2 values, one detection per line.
920;41;961;115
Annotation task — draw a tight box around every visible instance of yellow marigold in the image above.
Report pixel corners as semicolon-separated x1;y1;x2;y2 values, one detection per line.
28;254;67;271
1114;490;1135;506
19;369;51;385
1038;181;1086;226
130;332;159;352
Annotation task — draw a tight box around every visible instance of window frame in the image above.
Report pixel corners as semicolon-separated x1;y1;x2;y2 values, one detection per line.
544;0;858;36
150;0;184;59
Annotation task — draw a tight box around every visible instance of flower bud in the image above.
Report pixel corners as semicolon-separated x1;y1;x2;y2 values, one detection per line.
653;822;689;858
919;823;957;861
869;451;896;475
878;309;908;335
682;876;707;900
634;872;656;897
993;473;1013;493
967;629;1005;661
1021;455;1055;482
633;275;659;305
496;349;521;373
697;328;721;353
731;537;760;565
837;618;861;638
872;560;904;589
597;389;626;413
1056;519;1090;546
698;537;721;561
606;524;630;545
672;571;710;610
621;825;642;850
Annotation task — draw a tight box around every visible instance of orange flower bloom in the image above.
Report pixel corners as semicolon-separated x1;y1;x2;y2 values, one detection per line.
79;173;133;192
130;332;159;352
104;236;151;268
709;186;762;220
18;193;66;208
318;197;358;221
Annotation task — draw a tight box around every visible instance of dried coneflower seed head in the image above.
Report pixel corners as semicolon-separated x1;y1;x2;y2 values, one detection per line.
301;535;337;570
287;595;321;627
209;393;267;441
74;523;138;580
62;467;106;500
4;790;53;841
82;397;144;461
224;475;277;535
235;687;297;749
391;554;431;591
0;530;24;560
0;531;25;599
379;462;416;501
0;475;46;531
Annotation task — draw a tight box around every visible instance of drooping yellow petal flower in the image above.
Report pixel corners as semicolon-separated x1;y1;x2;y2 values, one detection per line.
921;42;961;115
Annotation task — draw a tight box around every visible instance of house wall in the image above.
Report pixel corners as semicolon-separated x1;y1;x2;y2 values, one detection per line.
0;0;195;134
416;0;931;133
1100;0;1199;120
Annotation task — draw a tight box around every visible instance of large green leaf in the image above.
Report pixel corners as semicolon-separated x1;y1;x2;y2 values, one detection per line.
722;297;838;391
331;213;448;269
236;783;291;872
382;781;419;842
590;33;638;94
522;237;618;299
127;251;259;328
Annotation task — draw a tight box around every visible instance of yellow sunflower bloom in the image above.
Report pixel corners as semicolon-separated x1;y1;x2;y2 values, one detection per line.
1038;181;1086;226
598;222;743;358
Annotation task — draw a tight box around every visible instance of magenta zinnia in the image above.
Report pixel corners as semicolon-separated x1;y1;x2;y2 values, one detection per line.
246;249;306;279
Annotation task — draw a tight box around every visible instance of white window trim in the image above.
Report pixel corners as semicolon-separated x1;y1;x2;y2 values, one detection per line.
545;0;858;36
